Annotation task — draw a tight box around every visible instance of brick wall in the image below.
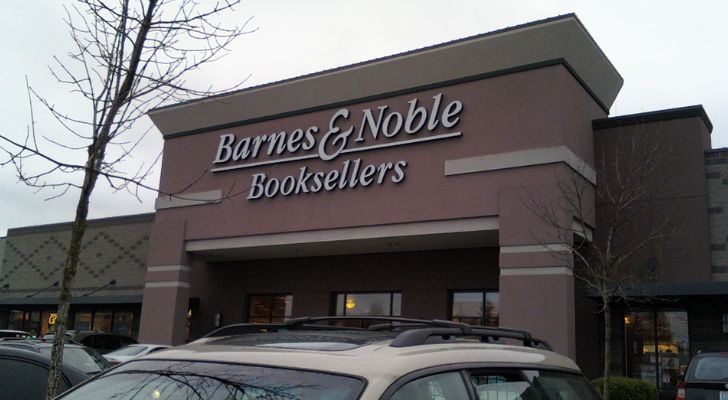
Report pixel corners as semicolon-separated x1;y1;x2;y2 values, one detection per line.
706;148;728;280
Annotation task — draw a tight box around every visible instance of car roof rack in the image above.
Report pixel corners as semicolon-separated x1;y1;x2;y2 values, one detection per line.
203;316;552;350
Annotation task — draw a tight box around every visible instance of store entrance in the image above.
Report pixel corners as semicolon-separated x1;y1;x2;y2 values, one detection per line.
624;310;689;400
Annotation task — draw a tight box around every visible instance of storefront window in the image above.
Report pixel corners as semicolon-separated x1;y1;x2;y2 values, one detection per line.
26;311;41;337
40;311;56;336
624;310;689;399
113;311;134;335
334;292;401;317
92;310;112;332
451;291;499;326
249;294;293;323
74;311;92;331
8;310;24;331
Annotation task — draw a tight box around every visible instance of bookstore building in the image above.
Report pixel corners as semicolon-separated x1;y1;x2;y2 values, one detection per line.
2;14;728;398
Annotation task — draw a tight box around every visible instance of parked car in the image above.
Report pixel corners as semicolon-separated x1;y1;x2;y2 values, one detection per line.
0;346;89;400
103;343;170;365
56;316;601;400
0;339;110;375
43;330;137;354
677;351;728;400
0;329;32;339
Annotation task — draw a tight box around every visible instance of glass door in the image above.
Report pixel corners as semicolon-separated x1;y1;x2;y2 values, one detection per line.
624;310;689;399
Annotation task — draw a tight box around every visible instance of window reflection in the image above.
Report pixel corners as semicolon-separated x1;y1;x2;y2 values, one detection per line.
249;294;293;323
451;291;499;326
58;360;365;400
334;293;401;317
624;310;689;398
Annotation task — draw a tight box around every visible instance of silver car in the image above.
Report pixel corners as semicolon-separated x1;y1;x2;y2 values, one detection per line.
55;317;601;400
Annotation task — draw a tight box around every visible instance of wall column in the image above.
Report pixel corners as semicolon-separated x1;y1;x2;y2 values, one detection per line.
138;218;191;345
498;186;577;358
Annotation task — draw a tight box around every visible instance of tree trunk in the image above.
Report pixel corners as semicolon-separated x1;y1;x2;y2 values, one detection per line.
603;298;612;400
45;165;99;399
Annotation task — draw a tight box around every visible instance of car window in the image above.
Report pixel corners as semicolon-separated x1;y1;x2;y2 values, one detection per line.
0;343;34;351
525;370;601;400
688;356;728;381
39;347;107;374
390;371;470;400
57;359;365;400
469;370;539;400
0;357;70;400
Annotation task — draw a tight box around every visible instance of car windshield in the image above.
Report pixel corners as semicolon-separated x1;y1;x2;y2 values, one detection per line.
58;359;365;400
106;345;146;357
39;346;109;374
688;355;728;381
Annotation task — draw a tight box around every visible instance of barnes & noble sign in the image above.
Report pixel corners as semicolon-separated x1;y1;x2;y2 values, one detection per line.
211;93;463;200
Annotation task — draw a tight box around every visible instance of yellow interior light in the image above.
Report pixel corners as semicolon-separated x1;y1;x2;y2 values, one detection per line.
152;389;161;399
345;297;356;310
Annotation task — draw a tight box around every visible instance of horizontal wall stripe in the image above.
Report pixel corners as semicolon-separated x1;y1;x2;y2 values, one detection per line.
500;267;573;276
500;244;571;254
155;190;223;210
186;216;498;252
145;281;191;288
445;145;596;185
147;265;192;272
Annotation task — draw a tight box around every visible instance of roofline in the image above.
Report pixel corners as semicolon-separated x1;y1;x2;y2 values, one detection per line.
6;212;154;236
148;14;623;137
592;105;713;133
162;60;596;140
150;13;619;115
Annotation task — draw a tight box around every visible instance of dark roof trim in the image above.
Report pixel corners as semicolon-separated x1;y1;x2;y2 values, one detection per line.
0;294;143;305
592;105;713;133
163;59;607;140
705;147;728;154
151;13;614;116
7;212;154;236
581;281;728;297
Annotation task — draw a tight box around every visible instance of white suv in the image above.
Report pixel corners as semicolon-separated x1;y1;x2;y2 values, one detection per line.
56;317;600;400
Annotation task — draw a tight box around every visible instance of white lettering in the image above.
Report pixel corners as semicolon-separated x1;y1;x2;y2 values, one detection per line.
356;106;388;142
442;100;464;128
214;134;236;164
319;109;354;161
404;99;427;134
247;173;266;200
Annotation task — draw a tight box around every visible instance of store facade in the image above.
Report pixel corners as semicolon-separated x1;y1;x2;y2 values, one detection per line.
141;14;621;356
0;214;151;338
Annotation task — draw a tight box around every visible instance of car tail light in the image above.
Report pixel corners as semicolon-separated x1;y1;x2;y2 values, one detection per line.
108;358;122;366
675;381;686;400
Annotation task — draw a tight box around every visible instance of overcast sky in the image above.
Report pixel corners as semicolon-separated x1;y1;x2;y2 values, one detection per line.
1;1;727;236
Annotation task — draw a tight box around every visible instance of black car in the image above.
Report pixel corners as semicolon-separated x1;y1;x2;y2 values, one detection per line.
677;351;728;400
43;330;137;354
0;346;89;400
0;339;110;375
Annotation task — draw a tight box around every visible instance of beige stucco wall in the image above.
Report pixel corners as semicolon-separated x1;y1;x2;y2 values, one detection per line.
0;214;153;302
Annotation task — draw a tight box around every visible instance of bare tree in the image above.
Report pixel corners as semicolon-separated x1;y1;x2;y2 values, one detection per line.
0;1;253;398
524;134;676;400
